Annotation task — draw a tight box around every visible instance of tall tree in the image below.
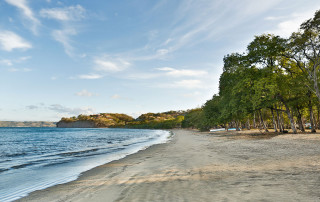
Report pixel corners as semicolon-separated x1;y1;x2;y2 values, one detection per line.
287;10;320;102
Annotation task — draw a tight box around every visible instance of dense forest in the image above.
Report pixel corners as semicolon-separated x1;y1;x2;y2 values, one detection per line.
58;10;320;133
183;10;320;133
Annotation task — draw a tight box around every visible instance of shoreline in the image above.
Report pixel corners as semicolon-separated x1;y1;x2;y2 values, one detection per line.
19;129;320;201
17;130;176;202
1;129;171;202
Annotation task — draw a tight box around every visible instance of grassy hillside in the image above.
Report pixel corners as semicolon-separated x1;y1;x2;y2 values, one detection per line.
57;111;186;129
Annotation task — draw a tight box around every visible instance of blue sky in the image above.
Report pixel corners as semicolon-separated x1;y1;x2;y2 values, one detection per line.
1;0;320;121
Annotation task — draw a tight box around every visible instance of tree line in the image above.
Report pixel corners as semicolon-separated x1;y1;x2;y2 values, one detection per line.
184;10;320;133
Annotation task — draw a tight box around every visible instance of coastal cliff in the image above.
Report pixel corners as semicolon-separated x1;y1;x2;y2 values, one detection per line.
56;120;96;128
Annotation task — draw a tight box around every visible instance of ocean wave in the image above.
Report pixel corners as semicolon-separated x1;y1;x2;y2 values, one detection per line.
57;148;100;157
0;128;171;202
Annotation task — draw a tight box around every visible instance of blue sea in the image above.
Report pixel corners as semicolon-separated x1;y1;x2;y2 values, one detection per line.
0;128;171;201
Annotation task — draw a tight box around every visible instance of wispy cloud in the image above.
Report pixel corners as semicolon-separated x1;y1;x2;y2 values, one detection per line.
5;0;40;34
40;5;86;21
0;56;31;66
26;105;38;110
0;59;13;66
52;29;77;57
266;10;317;37
0;31;32;51
156;67;207;77
49;104;95;115
77;73;104;80
75;89;97;97
158;79;206;89
40;5;86;57
94;56;130;72
140;0;283;56
8;67;32;72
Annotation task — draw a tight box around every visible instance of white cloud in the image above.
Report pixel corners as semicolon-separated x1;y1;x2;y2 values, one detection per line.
75;89;97;97
157;67;207;77
52;29;76;56
267;10;317;37
0;59;13;66
8;67;32;72
5;0;40;34
94;56;130;72
41;5;86;57
0;56;31;66
77;73;104;79
156;49;169;56
159;79;205;89
40;5;86;21
49;104;95;115
0;31;32;51
143;0;284;55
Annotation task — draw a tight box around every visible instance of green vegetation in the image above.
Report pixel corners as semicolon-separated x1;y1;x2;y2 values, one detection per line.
58;10;320;133
199;10;320;133
59;113;134;127
127;111;185;129
58;111;185;129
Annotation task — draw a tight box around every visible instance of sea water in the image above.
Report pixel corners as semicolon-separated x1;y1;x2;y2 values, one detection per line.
0;128;171;201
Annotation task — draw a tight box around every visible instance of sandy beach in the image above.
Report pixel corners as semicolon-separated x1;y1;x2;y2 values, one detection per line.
18;129;320;202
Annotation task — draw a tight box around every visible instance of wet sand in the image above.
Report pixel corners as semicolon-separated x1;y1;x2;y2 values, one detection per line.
19;129;320;202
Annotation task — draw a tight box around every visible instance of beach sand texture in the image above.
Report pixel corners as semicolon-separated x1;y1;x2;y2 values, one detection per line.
19;129;320;202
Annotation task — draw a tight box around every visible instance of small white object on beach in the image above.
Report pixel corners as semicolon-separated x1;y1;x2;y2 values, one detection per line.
210;128;225;132
209;128;240;132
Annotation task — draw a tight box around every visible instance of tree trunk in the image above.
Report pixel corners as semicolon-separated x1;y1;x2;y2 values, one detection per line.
236;121;240;131
317;105;320;129
285;107;297;134
271;108;278;132
308;92;316;133
276;106;283;133
278;95;297;134
313;65;320;103
253;112;256;128
280;110;285;131
246;118;251;130
259;109;269;132
296;107;305;132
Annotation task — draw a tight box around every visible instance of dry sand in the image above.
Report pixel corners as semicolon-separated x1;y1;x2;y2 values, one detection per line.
19;129;320;202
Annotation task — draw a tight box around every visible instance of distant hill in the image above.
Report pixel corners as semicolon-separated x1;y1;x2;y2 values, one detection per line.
57;111;186;129
0;121;56;127
57;113;135;128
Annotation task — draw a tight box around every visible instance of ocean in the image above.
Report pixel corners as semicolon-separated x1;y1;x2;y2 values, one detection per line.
0;127;171;201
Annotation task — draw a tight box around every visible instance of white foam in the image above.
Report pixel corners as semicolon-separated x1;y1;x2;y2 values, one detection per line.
0;129;171;202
